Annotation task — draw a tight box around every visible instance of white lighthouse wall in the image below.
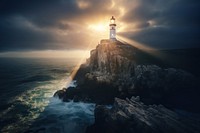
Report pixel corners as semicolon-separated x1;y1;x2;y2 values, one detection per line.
110;29;116;39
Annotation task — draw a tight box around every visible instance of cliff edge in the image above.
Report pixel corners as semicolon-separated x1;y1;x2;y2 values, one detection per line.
54;39;200;133
86;39;135;83
54;39;198;109
55;40;137;104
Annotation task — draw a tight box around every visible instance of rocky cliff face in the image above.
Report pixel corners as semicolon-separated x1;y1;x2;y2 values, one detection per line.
54;39;199;109
86;96;200;133
84;39;136;83
54;39;200;133
132;65;198;108
54;40;138;104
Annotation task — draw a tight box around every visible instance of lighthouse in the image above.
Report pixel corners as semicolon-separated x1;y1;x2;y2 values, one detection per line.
109;16;117;40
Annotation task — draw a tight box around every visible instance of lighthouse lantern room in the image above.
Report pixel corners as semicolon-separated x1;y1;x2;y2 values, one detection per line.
109;16;117;40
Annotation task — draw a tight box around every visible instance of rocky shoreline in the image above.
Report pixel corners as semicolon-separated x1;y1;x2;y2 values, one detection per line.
54;39;200;133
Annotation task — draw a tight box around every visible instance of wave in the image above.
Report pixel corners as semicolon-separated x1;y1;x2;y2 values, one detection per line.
0;58;85;133
0;77;67;132
0;75;95;133
27;98;95;133
20;75;55;83
49;68;69;74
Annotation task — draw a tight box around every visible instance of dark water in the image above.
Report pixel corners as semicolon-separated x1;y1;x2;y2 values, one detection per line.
0;58;95;133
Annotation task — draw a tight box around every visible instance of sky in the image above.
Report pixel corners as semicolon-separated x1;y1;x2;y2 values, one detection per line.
0;0;200;57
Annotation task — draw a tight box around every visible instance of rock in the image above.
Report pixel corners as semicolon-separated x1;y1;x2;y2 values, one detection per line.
134;65;196;92
86;96;200;133
53;89;65;99
94;105;110;124
132;65;198;111
54;39;199;111
54;40;137;104
85;39;136;85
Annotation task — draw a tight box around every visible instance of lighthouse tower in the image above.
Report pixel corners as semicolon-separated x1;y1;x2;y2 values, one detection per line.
109;16;117;40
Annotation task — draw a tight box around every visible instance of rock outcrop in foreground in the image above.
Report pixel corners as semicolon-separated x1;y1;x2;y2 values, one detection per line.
86;96;200;133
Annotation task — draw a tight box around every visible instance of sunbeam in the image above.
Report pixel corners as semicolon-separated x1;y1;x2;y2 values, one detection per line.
117;35;154;51
65;38;97;88
116;35;164;59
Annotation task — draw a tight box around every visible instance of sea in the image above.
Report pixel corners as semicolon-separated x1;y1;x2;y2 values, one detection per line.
0;58;95;133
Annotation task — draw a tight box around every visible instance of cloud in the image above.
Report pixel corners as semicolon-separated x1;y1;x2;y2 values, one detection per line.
118;0;200;49
0;0;199;51
0;0;119;51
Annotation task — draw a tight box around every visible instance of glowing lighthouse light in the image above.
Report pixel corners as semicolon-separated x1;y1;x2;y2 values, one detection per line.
109;16;117;40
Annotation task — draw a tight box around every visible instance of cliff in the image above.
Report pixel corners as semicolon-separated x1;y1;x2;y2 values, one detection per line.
55;40;139;104
86;96;200;133
54;39;200;133
74;39;137;93
86;39;135;83
55;39;198;109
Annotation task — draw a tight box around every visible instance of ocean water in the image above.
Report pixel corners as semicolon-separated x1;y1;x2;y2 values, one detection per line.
0;58;95;133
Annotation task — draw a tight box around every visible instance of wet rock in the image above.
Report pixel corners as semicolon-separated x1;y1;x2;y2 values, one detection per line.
53;89;66;99
86;96;200;133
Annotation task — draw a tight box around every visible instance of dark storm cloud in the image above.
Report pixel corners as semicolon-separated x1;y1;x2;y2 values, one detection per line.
0;0;200;51
119;0;200;49
0;0;93;30
0;0;115;28
0;0;120;51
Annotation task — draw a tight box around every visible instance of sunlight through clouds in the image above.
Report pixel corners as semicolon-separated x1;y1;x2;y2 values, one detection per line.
76;0;91;9
0;0;199;52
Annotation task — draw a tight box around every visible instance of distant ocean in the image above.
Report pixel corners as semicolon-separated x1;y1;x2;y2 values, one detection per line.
0;58;95;133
